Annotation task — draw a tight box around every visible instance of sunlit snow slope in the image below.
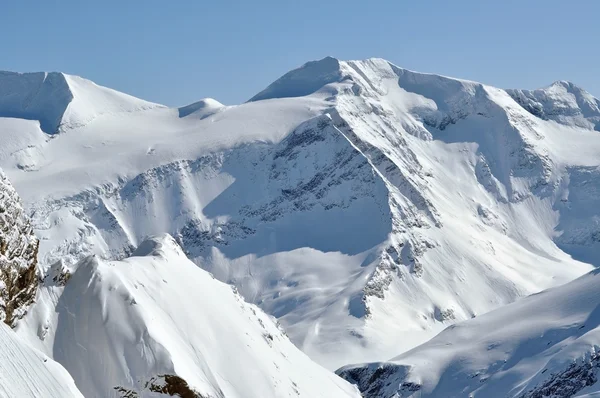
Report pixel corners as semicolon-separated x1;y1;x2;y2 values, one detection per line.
2;59;600;369
0;71;160;134
17;234;360;398
0;320;83;398
338;268;600;398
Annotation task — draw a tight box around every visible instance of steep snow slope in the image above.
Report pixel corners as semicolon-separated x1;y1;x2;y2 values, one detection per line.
2;59;600;369
0;321;83;398
338;268;600;398
16;234;360;398
0;71;160;134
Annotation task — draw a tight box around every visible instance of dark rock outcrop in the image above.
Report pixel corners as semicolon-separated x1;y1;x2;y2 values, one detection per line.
0;170;39;326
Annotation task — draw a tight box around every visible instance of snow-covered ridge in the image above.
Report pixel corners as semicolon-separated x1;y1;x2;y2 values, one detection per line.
0;71;162;134
508;80;600;131
338;267;600;397
17;234;360;398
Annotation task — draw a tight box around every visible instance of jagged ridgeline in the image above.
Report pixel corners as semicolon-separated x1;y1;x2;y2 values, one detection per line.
0;170;39;326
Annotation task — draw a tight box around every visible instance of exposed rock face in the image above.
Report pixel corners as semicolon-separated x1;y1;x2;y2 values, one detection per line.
518;353;600;398
114;374;208;398
338;363;419;398
0;170;39;326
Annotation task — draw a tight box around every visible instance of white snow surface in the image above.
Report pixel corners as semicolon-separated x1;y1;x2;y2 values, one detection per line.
178;97;226;119
16;234;360;398
338;267;600;397
0;321;83;398
2;58;600;371
0;71;160;134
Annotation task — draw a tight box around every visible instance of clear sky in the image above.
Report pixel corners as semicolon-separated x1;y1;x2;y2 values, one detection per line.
1;0;597;106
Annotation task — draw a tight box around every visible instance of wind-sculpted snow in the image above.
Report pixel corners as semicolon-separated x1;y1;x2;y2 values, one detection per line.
338;268;600;398
16;235;361;398
3;57;600;370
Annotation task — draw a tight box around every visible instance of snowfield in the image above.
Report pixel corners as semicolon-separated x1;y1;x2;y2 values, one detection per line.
2;56;600;393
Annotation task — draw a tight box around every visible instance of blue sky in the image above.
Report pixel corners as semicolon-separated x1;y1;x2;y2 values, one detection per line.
1;1;597;106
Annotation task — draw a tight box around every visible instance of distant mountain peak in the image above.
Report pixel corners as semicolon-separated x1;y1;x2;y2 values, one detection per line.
507;78;600;131
248;56;343;102
0;70;162;134
548;79;582;90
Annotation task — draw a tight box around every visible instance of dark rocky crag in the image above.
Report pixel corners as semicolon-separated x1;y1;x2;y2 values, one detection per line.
0;170;39;327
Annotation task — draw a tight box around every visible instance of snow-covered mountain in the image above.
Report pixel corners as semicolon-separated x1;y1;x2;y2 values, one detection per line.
338;267;600;397
15;234;360;398
2;57;600;374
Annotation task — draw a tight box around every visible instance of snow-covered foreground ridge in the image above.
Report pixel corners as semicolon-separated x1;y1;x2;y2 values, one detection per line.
15;234;360;398
338;267;600;397
2;57;600;371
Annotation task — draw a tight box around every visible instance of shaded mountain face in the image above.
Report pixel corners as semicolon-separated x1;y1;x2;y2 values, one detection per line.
0;169;39;327
338;268;600;398
2;58;600;371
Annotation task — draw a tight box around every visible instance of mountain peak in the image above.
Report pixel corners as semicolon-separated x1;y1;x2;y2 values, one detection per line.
548;79;581;90
507;78;600;130
0;70;162;134
248;56;343;102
